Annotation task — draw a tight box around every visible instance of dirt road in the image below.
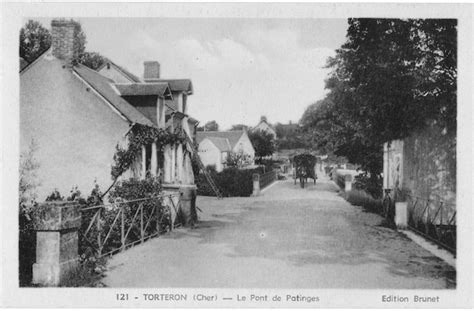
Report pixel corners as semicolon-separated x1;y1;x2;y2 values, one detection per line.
102;176;455;288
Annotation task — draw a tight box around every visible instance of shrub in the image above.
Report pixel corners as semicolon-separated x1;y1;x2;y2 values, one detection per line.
196;167;263;197
99;177;167;253
225;151;252;168
353;172;383;199
108;176;162;202
66;185;83;202
45;189;63;201
218;167;254;196
19;140;40;286
332;170;346;189
259;159;278;172
344;189;383;213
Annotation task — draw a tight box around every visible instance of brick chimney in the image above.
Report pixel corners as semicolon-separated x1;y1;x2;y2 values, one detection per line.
144;61;160;81
51;19;79;67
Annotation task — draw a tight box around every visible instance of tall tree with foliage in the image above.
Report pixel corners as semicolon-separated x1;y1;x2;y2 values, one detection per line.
230;124;249;131
203;120;219;131
301;18;457;183
19;20;52;63
19;19;106;70
79;52;107;70
248;129;275;162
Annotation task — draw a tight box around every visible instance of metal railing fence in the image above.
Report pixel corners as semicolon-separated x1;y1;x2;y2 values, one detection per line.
404;192;456;255
80;193;180;258
259;170;278;189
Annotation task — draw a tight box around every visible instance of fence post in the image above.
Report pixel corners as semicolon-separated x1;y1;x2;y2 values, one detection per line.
395;202;408;229
344;174;352;192
96;208;102;256
425;201;430;235
252;173;260;196
31;201;81;286
120;203;125;252
156;198;162;234
140;203;144;244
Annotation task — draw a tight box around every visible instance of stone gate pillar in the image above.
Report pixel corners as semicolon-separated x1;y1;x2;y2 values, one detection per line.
31;201;81;286
179;185;197;227
252;174;260;196
344;174;352;192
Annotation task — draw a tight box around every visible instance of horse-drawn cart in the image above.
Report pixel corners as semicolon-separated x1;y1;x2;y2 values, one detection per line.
292;154;317;188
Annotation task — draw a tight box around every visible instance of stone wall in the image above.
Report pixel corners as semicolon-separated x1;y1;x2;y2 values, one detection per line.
384;123;456;224
401;124;456;206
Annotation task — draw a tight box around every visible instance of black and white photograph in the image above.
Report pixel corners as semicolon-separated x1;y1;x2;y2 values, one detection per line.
1;2;473;309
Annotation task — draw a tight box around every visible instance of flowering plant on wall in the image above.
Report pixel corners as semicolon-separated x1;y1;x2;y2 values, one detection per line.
111;124;186;180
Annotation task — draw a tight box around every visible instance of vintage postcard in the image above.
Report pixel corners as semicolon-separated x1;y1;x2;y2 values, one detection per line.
1;2;473;309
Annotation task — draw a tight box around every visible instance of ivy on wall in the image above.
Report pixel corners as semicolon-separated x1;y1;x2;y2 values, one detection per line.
111;124;186;180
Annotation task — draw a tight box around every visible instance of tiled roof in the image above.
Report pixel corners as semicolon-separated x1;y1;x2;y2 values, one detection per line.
98;60;193;94
114;83;172;99
146;79;193;94
206;137;232;152
74;64;155;127
98;60;141;83
196;131;245;149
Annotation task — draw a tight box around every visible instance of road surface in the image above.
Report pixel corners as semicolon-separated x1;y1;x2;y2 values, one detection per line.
102;175;455;288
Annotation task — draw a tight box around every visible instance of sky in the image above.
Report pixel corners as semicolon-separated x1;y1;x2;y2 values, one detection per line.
38;18;348;129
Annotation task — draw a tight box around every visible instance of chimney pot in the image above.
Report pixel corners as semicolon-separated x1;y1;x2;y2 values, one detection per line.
144;61;160;82
51;19;79;67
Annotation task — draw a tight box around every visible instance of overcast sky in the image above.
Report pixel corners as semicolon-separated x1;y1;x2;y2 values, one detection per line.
37;18;348;129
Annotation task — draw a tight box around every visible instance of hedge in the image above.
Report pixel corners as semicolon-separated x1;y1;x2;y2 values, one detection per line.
343;189;383;214
196;167;265;197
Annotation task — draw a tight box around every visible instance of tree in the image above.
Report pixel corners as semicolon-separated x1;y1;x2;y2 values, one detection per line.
274;122;309;150
19;20;52;63
19;19;107;70
230;124;248;131
79;52;107;70
326;19;456;143
224;151;251;168
19;140;41;206
203;120;219;131
301;18;456;186
69;19;86;63
248;129;275;161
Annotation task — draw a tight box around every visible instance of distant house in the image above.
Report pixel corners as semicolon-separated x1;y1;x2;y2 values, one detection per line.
196;130;255;172
253;116;277;139
20;19;198;200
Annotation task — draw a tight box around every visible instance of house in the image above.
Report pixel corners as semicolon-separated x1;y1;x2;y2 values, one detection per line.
253;116;277;139
196;130;255;172
20;19;198;200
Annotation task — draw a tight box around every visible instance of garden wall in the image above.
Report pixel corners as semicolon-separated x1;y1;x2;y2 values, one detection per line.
384;123;456;222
